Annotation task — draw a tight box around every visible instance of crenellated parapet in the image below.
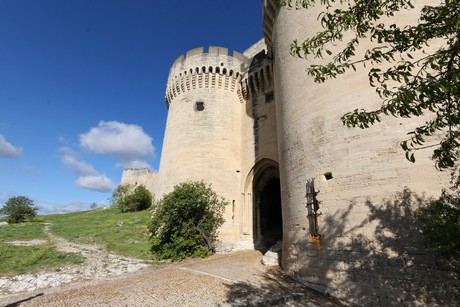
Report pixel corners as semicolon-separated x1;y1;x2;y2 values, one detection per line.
165;46;251;106
262;0;280;54
240;48;274;100
240;57;273;100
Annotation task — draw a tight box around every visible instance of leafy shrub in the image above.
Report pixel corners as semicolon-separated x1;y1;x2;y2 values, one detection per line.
417;190;460;271
148;181;226;260
111;184;153;213
0;196;38;224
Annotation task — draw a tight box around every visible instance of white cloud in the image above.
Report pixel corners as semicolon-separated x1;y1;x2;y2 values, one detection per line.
0;134;22;158
76;175;115;192
38;201;93;215
59;147;115;193
79;121;154;168
36;198;111;215
59;147;98;176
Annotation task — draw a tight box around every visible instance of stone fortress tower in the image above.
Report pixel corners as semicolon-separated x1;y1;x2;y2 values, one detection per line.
121;0;458;304
154;41;281;248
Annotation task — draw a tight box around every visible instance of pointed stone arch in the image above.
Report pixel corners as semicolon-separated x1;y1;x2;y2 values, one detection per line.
242;158;282;250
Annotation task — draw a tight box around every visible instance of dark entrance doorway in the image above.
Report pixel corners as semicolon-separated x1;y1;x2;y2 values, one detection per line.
253;165;282;250
259;178;282;246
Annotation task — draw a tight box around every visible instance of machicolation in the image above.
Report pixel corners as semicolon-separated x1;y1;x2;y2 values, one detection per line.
165;46;250;106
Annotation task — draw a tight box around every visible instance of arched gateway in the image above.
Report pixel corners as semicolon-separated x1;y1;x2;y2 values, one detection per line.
244;159;282;250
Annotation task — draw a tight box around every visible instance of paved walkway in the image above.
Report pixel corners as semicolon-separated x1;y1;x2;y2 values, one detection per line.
1;251;348;306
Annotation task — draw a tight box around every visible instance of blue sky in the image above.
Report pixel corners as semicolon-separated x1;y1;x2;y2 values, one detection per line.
0;0;262;214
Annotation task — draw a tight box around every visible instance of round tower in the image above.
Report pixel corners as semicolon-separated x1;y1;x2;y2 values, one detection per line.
263;0;452;303
156;46;250;242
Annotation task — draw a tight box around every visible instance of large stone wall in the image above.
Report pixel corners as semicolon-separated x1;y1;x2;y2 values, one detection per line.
265;0;458;304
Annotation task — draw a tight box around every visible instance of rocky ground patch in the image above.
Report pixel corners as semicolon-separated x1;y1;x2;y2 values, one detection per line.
0;225;149;296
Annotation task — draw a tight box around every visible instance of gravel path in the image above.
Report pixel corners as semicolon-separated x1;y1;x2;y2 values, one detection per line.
0;227;349;306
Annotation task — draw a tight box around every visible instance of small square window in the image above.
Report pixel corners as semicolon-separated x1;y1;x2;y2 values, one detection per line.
196;101;204;111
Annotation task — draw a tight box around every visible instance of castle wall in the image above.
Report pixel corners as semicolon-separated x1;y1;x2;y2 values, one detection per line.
120;168;156;196
122;2;458;303
156;47;250;243
155;42;281;249
265;0;457;304
239;45;280;246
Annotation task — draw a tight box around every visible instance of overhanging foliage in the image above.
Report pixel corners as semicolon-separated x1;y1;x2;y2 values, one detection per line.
279;0;460;169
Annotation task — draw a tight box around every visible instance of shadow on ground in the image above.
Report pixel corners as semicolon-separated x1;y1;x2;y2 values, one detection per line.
5;293;44;307
224;266;352;306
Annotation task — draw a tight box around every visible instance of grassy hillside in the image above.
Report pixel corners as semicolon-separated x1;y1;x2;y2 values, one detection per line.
46;207;152;259
0;207;152;276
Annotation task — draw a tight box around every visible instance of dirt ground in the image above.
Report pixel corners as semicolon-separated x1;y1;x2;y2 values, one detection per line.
1;250;349;306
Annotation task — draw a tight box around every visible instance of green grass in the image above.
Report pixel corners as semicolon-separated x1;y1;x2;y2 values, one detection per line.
0;244;83;276
0;221;84;276
0;221;48;241
45;207;152;259
0;206;153;276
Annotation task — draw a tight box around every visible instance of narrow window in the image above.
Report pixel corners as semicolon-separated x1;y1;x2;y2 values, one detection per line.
265;91;274;102
195;101;204;111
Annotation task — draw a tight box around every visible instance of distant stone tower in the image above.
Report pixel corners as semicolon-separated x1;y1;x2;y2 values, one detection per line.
120;168;156;195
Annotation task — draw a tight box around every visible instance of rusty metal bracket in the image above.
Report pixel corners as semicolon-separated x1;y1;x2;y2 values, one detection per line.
306;179;321;242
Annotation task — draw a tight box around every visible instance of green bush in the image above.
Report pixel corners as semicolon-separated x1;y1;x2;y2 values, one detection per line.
148;181;226;260
111;184;153;213
417;190;460;271
417;191;460;259
0;196;38;224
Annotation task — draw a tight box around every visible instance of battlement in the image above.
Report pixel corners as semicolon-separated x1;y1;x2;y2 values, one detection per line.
122;168;151;176
240;46;273;99
165;46;251;106
170;46;250;69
